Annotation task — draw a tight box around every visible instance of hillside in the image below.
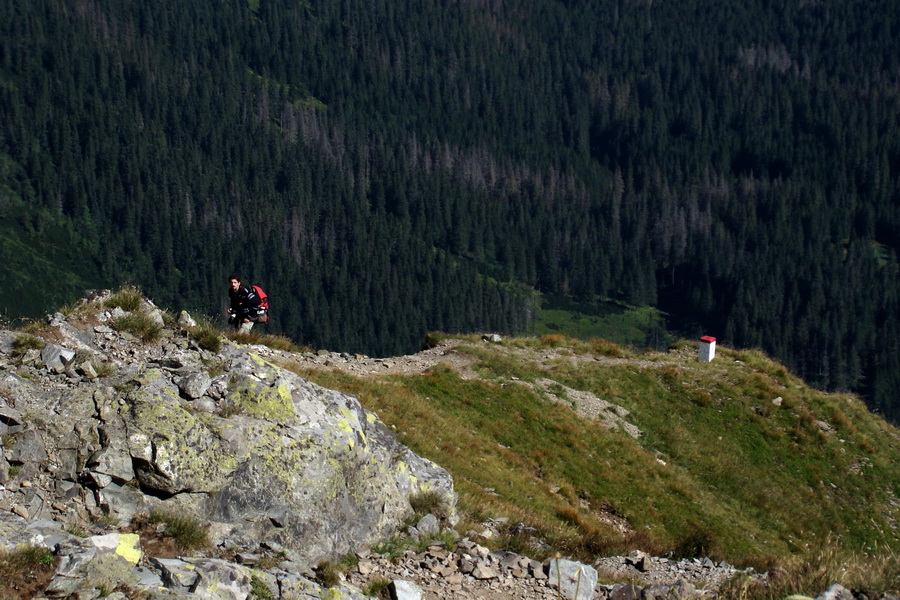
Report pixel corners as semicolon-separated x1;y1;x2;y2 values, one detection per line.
0;290;897;599
2;0;900;421
283;335;900;568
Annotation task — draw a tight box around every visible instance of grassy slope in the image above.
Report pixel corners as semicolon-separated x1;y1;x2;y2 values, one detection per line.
292;335;900;572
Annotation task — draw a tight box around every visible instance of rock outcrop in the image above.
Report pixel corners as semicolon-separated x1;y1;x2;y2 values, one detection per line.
0;290;456;598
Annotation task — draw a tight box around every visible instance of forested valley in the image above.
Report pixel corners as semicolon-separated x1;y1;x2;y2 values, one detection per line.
1;0;898;421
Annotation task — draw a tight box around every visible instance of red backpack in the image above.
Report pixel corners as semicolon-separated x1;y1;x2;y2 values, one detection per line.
251;284;269;323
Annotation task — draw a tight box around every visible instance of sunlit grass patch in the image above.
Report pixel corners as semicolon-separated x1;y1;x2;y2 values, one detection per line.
225;329;307;352
190;322;222;352
103;285;144;312
147;510;209;551
112;312;162;343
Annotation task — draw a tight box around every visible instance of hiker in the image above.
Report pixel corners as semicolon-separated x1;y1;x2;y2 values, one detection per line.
227;273;260;333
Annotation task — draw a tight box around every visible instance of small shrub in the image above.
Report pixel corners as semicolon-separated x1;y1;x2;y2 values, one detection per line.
339;553;359;570
720;541;899;600
423;331;449;349
64;523;88;537
371;536;413;560
250;575;274;599
217;403;242;418
590;338;628;358
315;560;342;588
148;510;208;551
112;313;162;343
409;489;451;520
224;330;305;352
539;334;568;348
361;576;391;598
670;524;721;560
93;360;116;378
202;358;228;378
103;286;143;312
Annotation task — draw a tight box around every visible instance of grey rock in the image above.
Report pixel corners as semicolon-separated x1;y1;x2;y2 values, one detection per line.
471;563;499;579
175;370;211;399
95;481;147;523
278;572;325;599
0;406;25;427
41;343;76;373
86;447;135;484
642;582;697;600
416;513;440;537
390;579;424;600
816;584;853;600
178;311;198;327
153;557;201;589
45;532;143;598
184;557;253;600
610;583;643;600
8;429;48;464
548;558;599;600
80;360;99;379
191;397;218;413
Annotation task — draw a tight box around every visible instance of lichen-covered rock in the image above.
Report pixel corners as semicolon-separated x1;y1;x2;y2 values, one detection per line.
0;292;458;596
190;347;455;563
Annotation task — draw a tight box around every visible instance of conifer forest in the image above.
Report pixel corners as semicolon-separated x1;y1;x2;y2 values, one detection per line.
1;0;899;421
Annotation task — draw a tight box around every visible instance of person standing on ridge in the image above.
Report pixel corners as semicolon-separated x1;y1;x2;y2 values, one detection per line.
227;273;260;333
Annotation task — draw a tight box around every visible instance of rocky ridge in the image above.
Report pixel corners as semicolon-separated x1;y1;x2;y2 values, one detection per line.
0;292;894;600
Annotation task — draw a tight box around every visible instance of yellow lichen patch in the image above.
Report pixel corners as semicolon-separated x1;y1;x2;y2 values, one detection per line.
116;533;142;564
126;390;239;491
249;353;275;368
230;375;295;421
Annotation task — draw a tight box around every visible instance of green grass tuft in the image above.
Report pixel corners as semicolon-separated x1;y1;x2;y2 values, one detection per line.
103;286;144;312
148;510;209;551
10;334;45;357
361;576;391;598
112;313;162;343
190;323;222;352
250;575;274;599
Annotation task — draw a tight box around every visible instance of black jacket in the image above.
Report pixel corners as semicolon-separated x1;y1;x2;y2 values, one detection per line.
229;285;261;321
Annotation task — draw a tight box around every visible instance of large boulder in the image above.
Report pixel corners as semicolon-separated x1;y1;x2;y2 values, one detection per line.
0;305;456;567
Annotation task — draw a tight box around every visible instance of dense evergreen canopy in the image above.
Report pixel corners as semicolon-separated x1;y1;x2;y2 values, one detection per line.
1;0;898;421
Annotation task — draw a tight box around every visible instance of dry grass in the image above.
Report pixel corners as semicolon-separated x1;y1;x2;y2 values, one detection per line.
721;540;899;600
0;545;56;600
10;334;45;357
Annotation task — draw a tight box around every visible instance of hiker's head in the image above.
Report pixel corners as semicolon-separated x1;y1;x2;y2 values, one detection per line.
229;273;241;292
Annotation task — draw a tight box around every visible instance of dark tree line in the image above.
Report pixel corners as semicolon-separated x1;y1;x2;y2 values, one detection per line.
1;0;898;421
